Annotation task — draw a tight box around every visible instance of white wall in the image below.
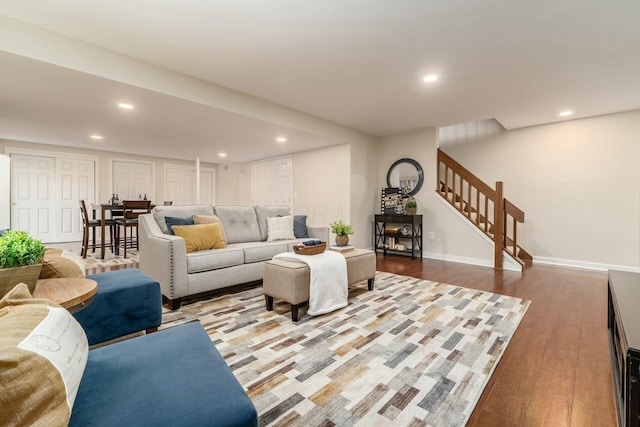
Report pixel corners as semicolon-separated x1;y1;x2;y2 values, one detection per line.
219;141;379;249
1;139;216;207
379;127;496;267
442;110;640;270
293;144;351;229
0;154;9;229
349;139;380;249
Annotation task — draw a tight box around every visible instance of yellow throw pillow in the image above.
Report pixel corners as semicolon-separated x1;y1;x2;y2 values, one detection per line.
171;223;227;253
193;214;227;243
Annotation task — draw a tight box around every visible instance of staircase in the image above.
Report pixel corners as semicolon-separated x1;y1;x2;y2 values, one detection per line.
437;149;532;269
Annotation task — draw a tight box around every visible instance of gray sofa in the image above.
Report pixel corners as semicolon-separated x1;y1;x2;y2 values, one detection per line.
138;205;328;309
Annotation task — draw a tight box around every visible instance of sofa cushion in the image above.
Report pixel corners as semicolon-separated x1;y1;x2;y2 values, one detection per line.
255;205;290;241
193;214;228;243
293;215;309;238
69;322;258;427
267;215;295;242
172;224;227;253
0;284;88;426
153;205;214;234
214;206;262;244
164;216;194;235
240;241;291;263
186;247;245;273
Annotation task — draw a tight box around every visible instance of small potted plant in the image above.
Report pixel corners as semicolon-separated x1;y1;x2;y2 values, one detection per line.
0;230;45;297
405;198;417;215
330;220;354;246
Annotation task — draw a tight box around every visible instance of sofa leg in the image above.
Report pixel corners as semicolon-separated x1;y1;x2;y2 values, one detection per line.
265;295;273;311
368;277;375;291
168;298;182;311
146;327;158;334
291;304;299;322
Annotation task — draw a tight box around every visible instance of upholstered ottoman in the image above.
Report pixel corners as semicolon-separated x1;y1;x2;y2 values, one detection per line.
263;248;376;321
73;268;162;345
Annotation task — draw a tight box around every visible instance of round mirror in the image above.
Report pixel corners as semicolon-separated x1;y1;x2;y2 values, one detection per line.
386;158;424;196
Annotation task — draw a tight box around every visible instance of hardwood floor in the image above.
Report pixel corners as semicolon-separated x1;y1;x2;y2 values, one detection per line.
106;254;617;426
376;255;617;427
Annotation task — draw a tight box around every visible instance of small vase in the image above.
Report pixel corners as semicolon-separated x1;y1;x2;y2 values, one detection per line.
335;235;349;246
405;207;416;215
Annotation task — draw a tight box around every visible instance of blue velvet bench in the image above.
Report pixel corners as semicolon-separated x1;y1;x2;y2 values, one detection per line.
73;268;162;345
70;321;258;426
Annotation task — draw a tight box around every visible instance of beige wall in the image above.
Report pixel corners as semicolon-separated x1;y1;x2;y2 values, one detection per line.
378;128;497;267
215;163;252;205
442;110;640;270
293;144;351;229
349;139;380;249
1;139;216;205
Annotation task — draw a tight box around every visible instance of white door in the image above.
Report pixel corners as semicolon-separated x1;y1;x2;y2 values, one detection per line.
10;154;96;243
10;154;56;242
165;164;215;205
56;157;95;242
252;156;291;206
112;160;153;201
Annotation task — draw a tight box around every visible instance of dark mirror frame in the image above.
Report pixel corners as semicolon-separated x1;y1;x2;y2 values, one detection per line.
386;158;424;196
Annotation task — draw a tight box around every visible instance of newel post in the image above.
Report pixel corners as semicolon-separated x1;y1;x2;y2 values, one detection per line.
494;181;504;269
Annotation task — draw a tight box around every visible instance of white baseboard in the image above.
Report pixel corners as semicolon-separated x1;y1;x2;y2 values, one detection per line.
422;251;523;272
533;256;640;273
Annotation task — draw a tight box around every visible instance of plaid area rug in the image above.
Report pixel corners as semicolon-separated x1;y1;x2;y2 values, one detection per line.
161;272;530;427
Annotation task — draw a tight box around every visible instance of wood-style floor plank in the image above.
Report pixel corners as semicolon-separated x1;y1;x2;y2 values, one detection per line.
108;254;616;426
375;255;615;426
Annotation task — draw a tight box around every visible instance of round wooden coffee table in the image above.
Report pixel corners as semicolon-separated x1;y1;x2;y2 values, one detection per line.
33;277;98;313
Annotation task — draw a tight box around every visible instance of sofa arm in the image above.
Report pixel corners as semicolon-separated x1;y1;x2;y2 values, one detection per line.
138;214;188;302
307;226;329;243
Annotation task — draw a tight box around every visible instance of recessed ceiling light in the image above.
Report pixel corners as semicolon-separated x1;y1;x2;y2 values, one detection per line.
90;135;103;140
218;152;227;158
276;137;287;143
118;102;134;110
423;74;438;82
559;110;573;117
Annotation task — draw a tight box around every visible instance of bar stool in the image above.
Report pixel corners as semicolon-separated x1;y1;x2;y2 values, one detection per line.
115;200;152;258
79;200;115;258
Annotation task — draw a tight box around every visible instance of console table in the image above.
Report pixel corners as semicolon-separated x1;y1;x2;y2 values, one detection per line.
373;214;422;259
608;270;640;427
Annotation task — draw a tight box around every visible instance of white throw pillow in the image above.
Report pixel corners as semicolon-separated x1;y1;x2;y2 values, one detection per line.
267;215;295;242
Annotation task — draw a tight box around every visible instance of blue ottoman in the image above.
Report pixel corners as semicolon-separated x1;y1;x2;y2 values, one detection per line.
70;322;258;427
73;268;162;345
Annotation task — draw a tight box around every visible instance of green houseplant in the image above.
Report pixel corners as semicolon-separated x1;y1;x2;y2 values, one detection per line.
330;220;354;246
405;198;417;215
0;230;45;297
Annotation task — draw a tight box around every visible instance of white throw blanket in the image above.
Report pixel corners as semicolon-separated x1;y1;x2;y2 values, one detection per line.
273;250;348;316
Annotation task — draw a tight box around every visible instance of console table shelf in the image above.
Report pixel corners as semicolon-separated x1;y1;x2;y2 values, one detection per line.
608;270;640;427
374;214;422;259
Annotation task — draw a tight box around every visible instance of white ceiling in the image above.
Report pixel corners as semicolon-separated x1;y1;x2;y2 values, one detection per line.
1;0;639;163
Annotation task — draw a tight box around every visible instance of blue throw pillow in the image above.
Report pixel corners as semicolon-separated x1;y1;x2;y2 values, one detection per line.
293;215;308;238
164;216;194;235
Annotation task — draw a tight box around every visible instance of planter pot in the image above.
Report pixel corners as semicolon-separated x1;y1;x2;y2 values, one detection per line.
0;264;43;297
335;235;350;246
405;207;416;215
